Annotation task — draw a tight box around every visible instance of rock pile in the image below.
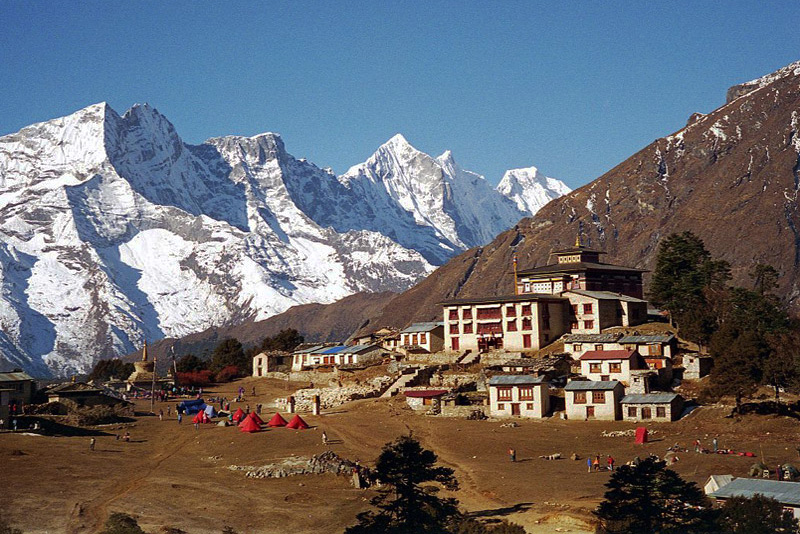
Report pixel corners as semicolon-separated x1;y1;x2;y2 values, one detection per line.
229;451;369;480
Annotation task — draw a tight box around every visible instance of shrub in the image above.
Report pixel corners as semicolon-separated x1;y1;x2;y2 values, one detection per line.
215;365;243;383
176;370;214;387
101;512;144;534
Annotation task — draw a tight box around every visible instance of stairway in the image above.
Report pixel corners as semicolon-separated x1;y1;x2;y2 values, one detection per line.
457;350;481;366
381;365;424;398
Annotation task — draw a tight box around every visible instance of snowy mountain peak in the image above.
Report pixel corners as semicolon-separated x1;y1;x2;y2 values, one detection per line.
0;103;571;377
496;167;572;215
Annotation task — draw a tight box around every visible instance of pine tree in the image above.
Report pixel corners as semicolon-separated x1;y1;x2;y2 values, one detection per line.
594;457;716;534
346;435;460;534
717;494;798;533
209;338;247;373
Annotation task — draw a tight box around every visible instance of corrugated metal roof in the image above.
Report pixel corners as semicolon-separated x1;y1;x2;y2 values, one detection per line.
563;333;622;343
566;290;647;303
621;393;680;404
0;371;35;382
489;375;547;385
564;380;621;391
579;349;636;361
341;344;378;354
293;345;325;354
319;346;348;354
618;334;675;344
400;322;443;333
710;478;800;506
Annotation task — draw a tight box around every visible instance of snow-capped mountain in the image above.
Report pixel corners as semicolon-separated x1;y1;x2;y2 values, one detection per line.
496;167;572;215
0;103;568;376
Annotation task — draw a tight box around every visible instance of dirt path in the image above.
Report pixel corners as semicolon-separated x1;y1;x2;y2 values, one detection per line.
66;426;194;533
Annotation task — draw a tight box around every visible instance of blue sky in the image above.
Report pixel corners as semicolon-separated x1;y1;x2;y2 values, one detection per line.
1;2;799;189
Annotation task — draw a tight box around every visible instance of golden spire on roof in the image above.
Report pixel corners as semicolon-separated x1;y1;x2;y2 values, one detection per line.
575;233;582;247
142;340;148;362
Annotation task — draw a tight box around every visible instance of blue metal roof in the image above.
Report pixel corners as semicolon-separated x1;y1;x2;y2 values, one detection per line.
488;375;547;386
564;380;622;391
710;478;800;506
621;393;680;404
319;346;348;355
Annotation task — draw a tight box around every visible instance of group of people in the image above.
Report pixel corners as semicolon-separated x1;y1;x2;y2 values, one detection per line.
587;454;615;472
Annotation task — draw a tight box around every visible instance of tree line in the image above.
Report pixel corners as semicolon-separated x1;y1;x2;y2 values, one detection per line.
649;231;800;404
88;328;305;386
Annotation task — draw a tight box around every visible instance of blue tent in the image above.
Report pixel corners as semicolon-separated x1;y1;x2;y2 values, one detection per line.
178;398;206;414
204;404;217;418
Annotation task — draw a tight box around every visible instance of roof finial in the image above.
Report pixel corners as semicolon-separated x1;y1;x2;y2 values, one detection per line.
142;340;148;362
575;234;581;247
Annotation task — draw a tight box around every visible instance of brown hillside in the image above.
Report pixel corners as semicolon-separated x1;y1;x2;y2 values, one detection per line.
150;61;800;354
358;61;800;330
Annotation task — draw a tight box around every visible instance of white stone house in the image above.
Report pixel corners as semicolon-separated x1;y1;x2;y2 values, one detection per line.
399;322;444;353
618;334;676;359
620;393;684;422
579;349;644;384
290;344;382;371
682;354;714;379
441;295;569;353
563;290;648;334
564;380;624;420
562;333;623;359
252;352;291;376
488;375;550;418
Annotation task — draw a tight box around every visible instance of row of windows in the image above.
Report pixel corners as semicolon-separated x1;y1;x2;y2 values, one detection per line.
449;319;534;334
627;406;666;418
573;391;606;404
402;333;427;345
449;334;533;350
572;343;664;355
588;362;622;373
496;386;535;401
448;304;534;321
497;403;535;411
570;320;595;330
571;303;594;315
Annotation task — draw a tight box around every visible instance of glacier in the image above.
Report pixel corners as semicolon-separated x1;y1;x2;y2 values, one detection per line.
0;103;570;376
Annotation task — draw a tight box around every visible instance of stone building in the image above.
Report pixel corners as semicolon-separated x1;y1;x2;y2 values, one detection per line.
487;375;550;418
564;380;624;420
620;393;684;422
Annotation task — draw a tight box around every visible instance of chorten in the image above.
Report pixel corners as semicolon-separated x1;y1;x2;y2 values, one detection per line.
126;341;156;389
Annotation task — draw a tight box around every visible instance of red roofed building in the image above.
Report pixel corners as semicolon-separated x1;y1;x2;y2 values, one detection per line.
403;389;448;412
579;349;644;385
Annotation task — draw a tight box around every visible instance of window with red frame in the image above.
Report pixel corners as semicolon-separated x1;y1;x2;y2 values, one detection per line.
584;320;594;330
521;304;532;315
506;320;517;332
462;308;472;320
592;391;605;403
463;322;473;334
521;318;532;330
583;303;593;314
497;387;512;401
506;305;516;317
522;334;532;348
519;387;534;401
574;391;587;404
449;309;458;320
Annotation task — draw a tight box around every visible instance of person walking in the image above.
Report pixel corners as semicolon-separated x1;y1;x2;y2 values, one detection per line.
694;439;701;453
593;455;601;472
322;431;328;445
177;412;182;424
252;386;256;396
588;457;593;473
159;409;164;421
607;456;615;471
167;406;171;416
89;438;96;451
712;437;718;452
508;448;516;462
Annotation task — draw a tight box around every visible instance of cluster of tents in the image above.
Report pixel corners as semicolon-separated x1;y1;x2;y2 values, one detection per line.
233;408;309;433
177;398;310;433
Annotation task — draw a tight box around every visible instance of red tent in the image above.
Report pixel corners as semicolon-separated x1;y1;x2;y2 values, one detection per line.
635;427;648;444
232;408;246;423
249;412;265;425
286;414;309;430
267;412;288;427
239;415;261;433
192;411;210;424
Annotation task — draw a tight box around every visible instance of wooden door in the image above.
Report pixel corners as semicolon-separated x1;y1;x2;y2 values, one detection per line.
586;406;595;419
511;403;520;416
641;407;652;419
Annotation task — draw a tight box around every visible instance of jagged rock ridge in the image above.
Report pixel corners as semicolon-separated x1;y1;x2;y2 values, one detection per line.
0;105;568;376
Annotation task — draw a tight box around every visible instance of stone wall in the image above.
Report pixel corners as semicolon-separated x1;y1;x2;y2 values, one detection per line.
441;405;487;418
286;375;394;412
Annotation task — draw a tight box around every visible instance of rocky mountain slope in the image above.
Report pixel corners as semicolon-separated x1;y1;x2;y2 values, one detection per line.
199;59;800;346
0;104;568;376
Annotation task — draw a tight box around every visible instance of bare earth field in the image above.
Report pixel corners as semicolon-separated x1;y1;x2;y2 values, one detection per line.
4;376;800;534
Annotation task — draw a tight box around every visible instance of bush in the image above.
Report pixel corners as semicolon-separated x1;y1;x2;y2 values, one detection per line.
215;365;243;383
176;370;214;387
176;354;206;373
101;512;144;534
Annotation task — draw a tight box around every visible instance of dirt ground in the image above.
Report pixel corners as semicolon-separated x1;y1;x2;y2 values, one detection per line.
4;376;800;533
